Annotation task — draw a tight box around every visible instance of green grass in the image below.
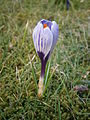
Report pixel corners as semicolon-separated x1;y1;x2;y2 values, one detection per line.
0;0;90;120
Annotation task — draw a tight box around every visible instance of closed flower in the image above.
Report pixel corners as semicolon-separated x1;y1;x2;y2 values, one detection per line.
32;19;59;97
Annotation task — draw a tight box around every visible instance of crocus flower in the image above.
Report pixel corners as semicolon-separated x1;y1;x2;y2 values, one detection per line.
32;19;59;97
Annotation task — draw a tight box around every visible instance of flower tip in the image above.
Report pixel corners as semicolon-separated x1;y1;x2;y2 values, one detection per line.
43;23;48;28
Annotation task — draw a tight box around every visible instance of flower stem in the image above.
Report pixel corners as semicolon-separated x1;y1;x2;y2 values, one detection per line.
38;60;46;97
38;76;44;97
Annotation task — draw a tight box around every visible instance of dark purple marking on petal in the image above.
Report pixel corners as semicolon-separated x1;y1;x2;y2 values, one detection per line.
45;51;50;63
47;23;52;29
41;20;47;24
37;51;50;77
37;52;44;62
41;38;43;49
37;51;50;64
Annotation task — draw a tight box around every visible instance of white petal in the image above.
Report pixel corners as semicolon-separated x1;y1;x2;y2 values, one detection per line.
43;27;53;58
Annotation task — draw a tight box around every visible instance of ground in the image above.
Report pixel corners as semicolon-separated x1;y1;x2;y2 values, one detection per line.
0;0;90;120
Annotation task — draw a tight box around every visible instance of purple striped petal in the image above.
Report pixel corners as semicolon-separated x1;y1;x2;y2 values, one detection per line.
33;21;53;59
51;21;59;52
33;22;43;52
43;27;53;58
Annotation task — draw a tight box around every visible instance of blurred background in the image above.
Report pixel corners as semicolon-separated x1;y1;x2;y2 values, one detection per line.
0;0;90;120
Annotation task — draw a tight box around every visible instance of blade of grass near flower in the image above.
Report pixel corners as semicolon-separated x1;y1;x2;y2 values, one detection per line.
58;98;61;120
54;81;63;95
22;21;28;46
44;60;51;86
44;64;58;94
0;107;6;120
55;95;57;115
30;62;38;92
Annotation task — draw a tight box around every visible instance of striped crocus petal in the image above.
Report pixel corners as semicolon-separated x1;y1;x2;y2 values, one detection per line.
33;22;43;52
51;21;59;53
33;21;53;60
42;27;53;58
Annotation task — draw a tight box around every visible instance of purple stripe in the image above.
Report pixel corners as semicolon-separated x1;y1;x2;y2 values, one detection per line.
38;32;40;51
41;38;43;49
37;51;50;77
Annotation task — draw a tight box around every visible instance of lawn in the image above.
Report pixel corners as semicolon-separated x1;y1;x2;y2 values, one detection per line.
0;0;90;120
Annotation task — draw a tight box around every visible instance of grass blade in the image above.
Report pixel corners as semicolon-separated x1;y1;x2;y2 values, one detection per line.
44;60;51;86
58;98;61;120
31;62;38;92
